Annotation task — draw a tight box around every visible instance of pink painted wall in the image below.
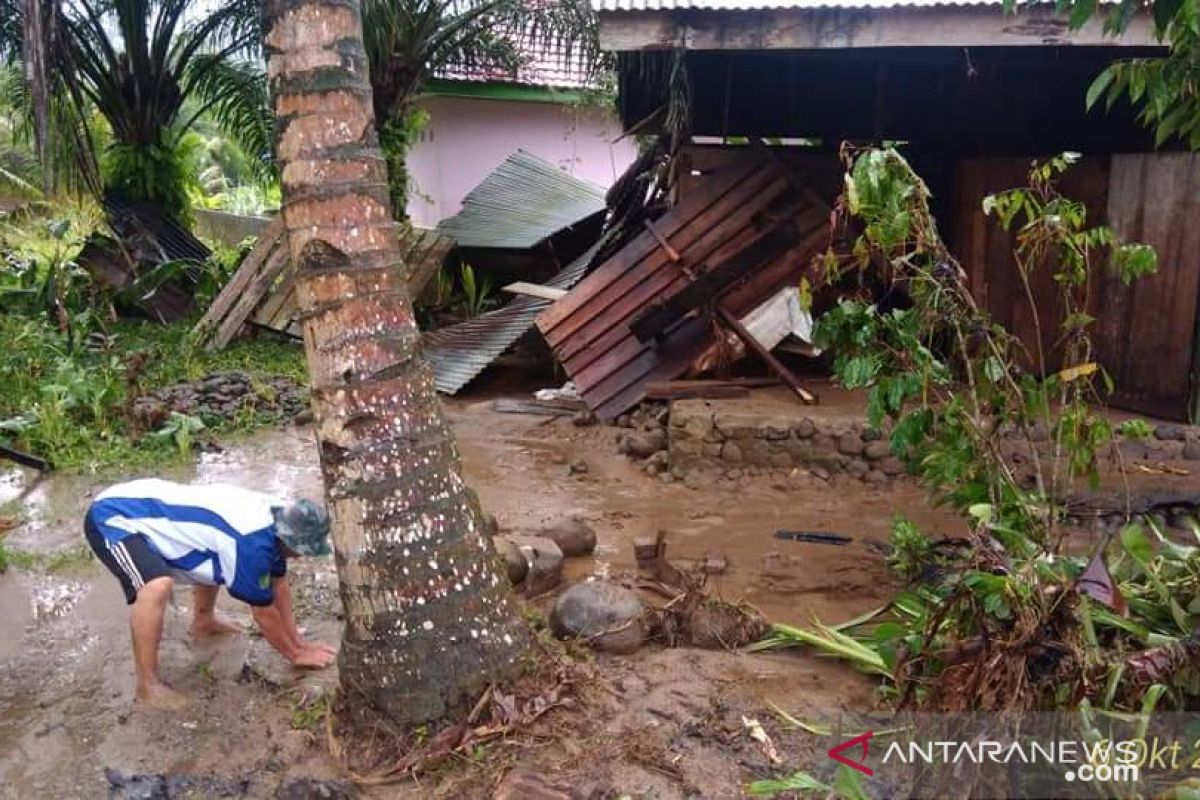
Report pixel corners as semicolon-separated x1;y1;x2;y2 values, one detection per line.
405;95;638;229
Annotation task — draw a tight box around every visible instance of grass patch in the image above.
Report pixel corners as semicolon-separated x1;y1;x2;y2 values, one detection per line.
0;313;306;472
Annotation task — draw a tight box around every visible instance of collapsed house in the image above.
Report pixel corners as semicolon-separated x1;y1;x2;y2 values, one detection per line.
529;0;1200;422
424;151;608;393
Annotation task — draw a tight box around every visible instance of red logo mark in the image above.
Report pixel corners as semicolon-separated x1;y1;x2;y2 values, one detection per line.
827;731;874;776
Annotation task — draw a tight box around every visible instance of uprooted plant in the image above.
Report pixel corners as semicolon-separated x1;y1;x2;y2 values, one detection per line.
753;146;1200;719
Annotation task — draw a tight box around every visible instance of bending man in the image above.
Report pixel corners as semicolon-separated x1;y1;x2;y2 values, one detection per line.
84;478;337;709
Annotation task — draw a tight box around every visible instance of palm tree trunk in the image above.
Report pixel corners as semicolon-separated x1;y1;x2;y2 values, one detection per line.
263;0;530;729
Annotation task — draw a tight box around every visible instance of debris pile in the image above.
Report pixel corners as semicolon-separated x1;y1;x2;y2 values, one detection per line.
131;371;308;430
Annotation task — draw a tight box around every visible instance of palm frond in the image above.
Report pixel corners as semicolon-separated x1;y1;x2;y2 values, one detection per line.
181;56;275;185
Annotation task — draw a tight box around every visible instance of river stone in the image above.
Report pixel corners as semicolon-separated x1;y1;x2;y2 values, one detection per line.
537;517;597;557
624;430;667;459
1185;440;1200;461
846;458;870;477
550;581;646;654
495;538;528;584
722;441;743;463
838;434;865;456
864;440;892;460
1156;423;1189;441
879;456;906;476
506;536;563;597
794;418;816;439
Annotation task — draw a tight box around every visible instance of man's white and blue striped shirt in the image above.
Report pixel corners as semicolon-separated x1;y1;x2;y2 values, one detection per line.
87;479;286;606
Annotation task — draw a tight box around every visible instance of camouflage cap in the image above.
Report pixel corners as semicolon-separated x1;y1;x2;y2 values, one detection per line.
273;499;332;556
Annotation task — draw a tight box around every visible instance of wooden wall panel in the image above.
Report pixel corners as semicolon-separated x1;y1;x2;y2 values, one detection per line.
954;154;1200;421
1099;153;1200;420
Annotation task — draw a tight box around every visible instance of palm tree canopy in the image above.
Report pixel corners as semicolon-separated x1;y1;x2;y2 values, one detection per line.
361;0;602;124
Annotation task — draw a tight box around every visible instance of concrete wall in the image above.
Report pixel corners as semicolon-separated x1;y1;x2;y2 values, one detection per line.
405;96;637;229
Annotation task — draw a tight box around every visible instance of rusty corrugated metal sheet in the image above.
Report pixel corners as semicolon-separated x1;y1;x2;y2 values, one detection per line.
424;243;599;394
536;153;831;420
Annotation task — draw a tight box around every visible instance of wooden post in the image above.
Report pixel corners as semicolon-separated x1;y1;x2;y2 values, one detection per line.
715;304;817;404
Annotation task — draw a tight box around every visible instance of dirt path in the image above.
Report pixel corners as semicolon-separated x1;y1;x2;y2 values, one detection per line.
0;397;963;799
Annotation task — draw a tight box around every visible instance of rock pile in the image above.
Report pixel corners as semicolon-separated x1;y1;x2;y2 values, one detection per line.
495;517;598;598
615;402;704;485
132;371;308;430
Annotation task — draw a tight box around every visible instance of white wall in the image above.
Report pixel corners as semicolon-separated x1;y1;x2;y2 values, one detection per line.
405;95;638;229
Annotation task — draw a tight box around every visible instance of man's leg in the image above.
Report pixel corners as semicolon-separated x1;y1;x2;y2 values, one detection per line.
189;584;240;638
130;576;190;710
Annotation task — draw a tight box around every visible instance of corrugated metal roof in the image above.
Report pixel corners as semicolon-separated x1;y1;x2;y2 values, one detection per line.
424;242;600;394
437;151;607;250
593;0;1003;9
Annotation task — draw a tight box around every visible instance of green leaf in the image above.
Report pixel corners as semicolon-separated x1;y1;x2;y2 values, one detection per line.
1120;523;1153;565
1069;0;1097;29
834;764;871;800
747;771;833;797
1117;418;1154;439
1086;68;1115;110
982;355;1005;383
1152;0;1183;35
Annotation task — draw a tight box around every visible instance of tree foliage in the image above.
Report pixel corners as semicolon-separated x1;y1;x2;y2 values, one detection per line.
759;147;1194;719
0;0;270;219
1010;0;1200;149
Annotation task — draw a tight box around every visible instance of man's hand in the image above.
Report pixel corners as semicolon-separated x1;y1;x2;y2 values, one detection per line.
290;644;336;669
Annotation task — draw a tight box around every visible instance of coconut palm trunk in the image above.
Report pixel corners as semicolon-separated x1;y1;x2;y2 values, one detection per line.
263;0;530;728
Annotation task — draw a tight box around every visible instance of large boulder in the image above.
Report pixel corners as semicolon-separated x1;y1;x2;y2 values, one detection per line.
537;517;597;557
550;581;646;654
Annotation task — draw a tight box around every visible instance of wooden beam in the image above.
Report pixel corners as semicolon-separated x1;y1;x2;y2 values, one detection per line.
715;304;816;404
193;216;285;338
503;281;569;301
599;7;1158;52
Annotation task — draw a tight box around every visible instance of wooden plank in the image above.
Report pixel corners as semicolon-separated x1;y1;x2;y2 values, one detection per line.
571;204;827;411
598;6;1157;52
644;381;751;400
253;269;296;328
209;244;291;350
588;224;828;416
193;217;284;337
562;204;820;383
1102;153;1200;420
503;282;568;301
629;222;800;343
538;155;769;331
550;169;790;362
544;162;780;347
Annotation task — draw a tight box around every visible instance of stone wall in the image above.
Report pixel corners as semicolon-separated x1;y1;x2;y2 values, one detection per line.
668;399;903;485
668;397;1200;486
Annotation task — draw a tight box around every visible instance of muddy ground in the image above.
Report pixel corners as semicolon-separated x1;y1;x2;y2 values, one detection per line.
0;384;1154;799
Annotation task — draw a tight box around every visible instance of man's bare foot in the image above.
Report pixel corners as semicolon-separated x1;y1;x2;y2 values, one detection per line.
135;682;192;711
189;616;242;638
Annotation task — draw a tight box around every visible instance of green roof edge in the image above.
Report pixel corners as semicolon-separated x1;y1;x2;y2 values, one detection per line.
422;78;585;105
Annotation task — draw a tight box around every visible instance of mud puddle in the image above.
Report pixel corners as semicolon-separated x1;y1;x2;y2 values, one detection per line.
0;397;959;798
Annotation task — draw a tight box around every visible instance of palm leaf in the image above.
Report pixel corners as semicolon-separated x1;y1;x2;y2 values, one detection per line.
180;56;275;185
